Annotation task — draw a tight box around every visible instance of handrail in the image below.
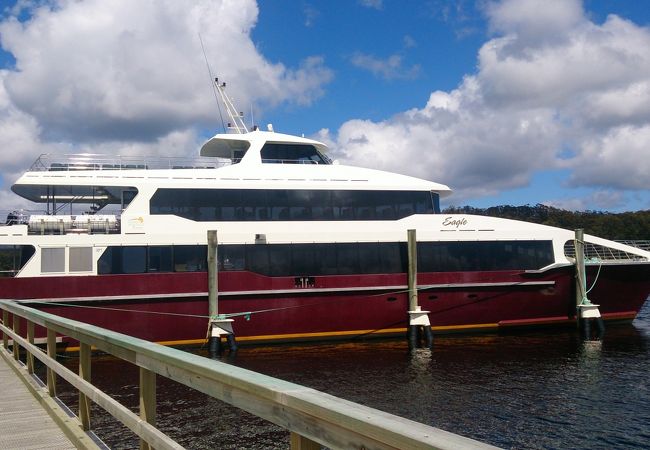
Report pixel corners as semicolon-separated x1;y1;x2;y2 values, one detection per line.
28;153;233;172
0;300;496;450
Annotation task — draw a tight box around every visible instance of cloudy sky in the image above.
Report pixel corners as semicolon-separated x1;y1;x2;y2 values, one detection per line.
0;0;649;214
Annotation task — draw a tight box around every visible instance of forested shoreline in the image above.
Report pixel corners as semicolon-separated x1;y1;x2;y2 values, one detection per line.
442;204;650;240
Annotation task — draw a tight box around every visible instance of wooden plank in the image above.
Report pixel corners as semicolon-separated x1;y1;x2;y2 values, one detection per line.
0;348;76;450
12;314;20;361
290;432;321;450
79;342;91;431
2;309;7;350
26;320;34;374
47;328;57;397
139;367;157;450
1;324;184;450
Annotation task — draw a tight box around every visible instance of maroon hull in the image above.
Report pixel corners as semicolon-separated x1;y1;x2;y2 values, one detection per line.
2;263;649;345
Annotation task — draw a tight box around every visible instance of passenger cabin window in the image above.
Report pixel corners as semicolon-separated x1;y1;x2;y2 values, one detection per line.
41;247;65;273
0;245;35;277
150;188;441;221
261;143;329;164
96;240;553;276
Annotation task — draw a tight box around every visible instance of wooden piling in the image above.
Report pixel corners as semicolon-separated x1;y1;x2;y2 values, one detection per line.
207;230;219;354
407;229;418;312
208;230;218;318
575;228;586;311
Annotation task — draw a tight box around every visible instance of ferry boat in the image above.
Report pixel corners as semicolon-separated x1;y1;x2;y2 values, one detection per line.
1;82;649;346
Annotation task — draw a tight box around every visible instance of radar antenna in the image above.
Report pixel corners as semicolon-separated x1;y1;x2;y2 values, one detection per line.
214;78;249;134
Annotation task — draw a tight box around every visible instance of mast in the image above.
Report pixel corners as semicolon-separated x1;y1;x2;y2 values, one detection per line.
214;78;248;134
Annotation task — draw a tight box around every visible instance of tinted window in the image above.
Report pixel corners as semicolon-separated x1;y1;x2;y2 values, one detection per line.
150;189;437;222
122;246;146;274
418;241;554;272
0;245;35;277
174;246;207;272
261;143;328;164
149;246;173;272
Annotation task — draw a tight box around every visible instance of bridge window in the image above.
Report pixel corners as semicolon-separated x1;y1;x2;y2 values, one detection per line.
261;143;329;164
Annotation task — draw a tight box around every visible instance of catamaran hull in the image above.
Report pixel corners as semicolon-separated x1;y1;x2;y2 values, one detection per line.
2;263;649;346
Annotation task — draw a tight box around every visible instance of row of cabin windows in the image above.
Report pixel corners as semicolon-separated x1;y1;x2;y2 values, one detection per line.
97;241;554;276
150;189;441;222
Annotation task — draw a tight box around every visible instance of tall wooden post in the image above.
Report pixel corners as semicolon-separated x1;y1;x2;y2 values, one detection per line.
12;315;20;361
290;432;321;450
575;228;586;312
79;342;91;430
207;230;220;355
27;321;35;374
47;329;57;397
407;230;418;349
2;309;8;350
407;229;418;313
574;229;603;339
139;367;156;450
406;229;433;349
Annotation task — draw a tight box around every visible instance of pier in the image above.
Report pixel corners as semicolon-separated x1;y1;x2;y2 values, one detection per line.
1;300;497;450
0;354;77;449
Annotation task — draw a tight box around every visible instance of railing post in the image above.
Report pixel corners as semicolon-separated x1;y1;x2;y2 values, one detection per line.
12;314;20;361
27;321;35;374
2;309;8;350
139;367;156;450
290;432;321;450
47;328;57;397
79;342;92;430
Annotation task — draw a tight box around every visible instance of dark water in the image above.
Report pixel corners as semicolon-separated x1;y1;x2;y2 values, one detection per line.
51;301;650;449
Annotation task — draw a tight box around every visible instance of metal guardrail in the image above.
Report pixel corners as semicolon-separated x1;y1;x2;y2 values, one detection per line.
564;240;648;262
28;153;233;172
615;240;650;252
0;300;496;450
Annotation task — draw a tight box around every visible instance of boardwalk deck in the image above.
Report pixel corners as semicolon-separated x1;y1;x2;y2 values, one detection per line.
0;354;75;450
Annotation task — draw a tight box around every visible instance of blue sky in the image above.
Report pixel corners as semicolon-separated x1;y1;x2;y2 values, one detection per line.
0;0;649;213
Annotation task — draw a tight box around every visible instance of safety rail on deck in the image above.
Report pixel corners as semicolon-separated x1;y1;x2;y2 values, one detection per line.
615;240;650;252
28;153;234;172
0;300;495;450
564;240;649;262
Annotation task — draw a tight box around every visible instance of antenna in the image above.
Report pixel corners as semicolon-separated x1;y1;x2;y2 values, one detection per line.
198;33;226;133
214;79;249;134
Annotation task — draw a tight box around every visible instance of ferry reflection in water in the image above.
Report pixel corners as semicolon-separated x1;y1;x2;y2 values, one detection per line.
49;302;650;450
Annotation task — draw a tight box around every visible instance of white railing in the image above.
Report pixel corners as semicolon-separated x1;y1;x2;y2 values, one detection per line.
29;153;233;172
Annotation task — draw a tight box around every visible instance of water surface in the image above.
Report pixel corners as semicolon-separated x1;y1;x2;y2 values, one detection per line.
53;301;650;449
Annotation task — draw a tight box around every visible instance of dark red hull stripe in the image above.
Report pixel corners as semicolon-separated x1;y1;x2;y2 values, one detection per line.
2;263;649;344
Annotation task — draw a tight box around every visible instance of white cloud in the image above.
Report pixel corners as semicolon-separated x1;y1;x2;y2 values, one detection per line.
350;52;420;80
326;0;650;207
0;0;333;209
0;0;332;142
358;0;383;10
543;190;627;212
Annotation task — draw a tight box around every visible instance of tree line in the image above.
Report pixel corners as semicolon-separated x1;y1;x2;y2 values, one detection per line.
442;204;650;240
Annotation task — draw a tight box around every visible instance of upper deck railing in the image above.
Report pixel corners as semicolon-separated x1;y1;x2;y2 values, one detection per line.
564;240;650;262
29;153;233;172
